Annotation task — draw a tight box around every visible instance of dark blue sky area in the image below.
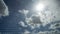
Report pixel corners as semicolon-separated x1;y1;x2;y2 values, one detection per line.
4;0;33;10
0;0;33;32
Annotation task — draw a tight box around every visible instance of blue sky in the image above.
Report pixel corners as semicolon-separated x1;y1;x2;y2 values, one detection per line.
0;0;60;34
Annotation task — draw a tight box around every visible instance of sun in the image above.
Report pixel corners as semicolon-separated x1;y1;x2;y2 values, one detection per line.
35;3;45;11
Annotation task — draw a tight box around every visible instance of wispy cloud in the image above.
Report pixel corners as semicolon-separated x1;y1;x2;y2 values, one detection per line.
0;0;9;17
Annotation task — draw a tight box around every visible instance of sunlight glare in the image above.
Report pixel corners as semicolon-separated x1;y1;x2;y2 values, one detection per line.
35;3;45;11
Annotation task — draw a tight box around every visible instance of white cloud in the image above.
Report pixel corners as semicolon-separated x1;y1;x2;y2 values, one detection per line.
23;30;30;34
23;30;60;34
33;0;60;22
37;30;60;34
18;21;27;27
25;15;41;29
47;30;60;34
0;0;9;17
37;31;47;34
17;0;60;34
49;23;60;30
18;9;41;29
18;0;60;29
18;9;29;16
